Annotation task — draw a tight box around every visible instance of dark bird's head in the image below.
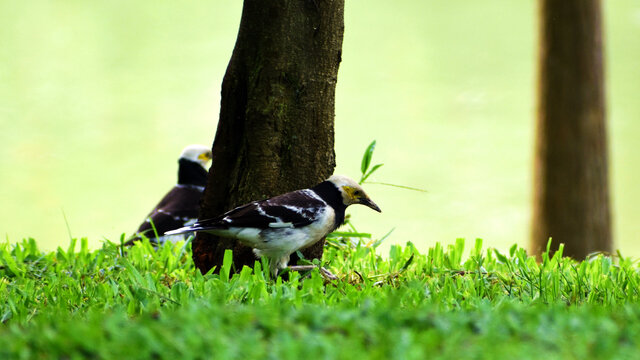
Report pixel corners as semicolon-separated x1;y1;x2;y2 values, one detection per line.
327;175;381;212
178;144;212;186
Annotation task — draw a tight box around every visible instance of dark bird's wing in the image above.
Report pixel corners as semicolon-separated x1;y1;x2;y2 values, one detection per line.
134;185;203;239
190;189;327;231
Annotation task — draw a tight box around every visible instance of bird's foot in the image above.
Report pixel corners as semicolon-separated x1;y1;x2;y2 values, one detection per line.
287;265;338;281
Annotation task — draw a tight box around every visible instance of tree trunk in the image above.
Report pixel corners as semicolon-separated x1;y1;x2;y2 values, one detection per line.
531;0;611;259
192;0;344;274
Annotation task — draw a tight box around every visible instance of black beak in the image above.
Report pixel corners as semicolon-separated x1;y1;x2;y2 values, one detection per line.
360;198;381;213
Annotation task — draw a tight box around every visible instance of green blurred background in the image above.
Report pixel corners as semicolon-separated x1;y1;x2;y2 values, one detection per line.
1;1;638;256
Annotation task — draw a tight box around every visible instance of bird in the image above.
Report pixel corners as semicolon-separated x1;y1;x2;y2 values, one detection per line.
165;175;381;275
125;144;212;245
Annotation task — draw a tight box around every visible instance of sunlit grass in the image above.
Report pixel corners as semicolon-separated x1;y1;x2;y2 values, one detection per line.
2;236;640;358
1;0;639;256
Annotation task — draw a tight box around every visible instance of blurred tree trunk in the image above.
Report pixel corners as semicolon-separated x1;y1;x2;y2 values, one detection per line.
531;0;611;259
192;0;344;274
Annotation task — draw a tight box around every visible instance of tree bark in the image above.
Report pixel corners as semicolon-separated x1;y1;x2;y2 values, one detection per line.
531;0;611;259
192;0;344;274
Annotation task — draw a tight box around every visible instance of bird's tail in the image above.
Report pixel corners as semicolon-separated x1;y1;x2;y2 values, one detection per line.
164;217;228;236
164;226;198;236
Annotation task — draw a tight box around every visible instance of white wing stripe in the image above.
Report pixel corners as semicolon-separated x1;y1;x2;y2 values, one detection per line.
256;205;284;223
268;222;294;228
302;189;325;203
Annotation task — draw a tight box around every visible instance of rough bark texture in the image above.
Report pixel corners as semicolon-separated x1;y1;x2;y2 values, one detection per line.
531;0;611;259
193;0;344;274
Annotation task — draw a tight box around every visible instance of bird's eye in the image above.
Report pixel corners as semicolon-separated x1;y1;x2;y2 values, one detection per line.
354;190;361;196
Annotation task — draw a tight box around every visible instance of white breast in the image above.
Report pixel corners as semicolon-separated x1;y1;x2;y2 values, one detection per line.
248;206;335;260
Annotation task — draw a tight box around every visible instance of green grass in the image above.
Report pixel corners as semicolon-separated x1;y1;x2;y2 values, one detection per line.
2;235;640;359
2;0;640;256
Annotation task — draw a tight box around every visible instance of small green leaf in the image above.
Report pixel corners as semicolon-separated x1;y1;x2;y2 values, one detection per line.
360;140;377;175
361;163;384;183
494;249;509;264
122;259;144;286
509;243;518;257
1;251;24;277
399;254;415;272
67;237;76;256
221;249;233;282
473;238;483;256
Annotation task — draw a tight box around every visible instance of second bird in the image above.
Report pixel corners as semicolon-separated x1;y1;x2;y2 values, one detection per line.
128;144;212;245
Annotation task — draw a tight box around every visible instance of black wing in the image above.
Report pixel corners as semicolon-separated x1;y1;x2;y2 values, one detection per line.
196;190;326;230
135;186;203;238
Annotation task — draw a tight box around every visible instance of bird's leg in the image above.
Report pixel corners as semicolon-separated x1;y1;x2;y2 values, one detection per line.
287;265;338;281
319;267;338;280
269;261;280;279
287;265;315;272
